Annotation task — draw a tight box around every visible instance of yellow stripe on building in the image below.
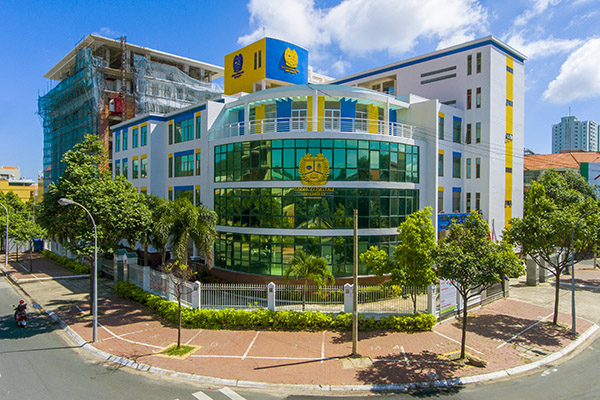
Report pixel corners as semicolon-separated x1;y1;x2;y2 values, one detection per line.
505;55;514;226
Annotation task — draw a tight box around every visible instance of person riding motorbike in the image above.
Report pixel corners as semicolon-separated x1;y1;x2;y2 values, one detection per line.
15;300;27;318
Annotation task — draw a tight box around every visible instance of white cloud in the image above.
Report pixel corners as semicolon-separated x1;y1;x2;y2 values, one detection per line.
514;0;562;26
93;27;122;38
543;38;600;104
239;0;487;57
331;59;351;75
506;34;583;59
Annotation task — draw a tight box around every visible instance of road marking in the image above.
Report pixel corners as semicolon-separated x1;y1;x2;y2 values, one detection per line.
496;312;554;349
15;262;39;279
433;330;484;355
192;391;214;400
219;387;247;400
191;354;324;361
401;346;409;364
98;322;163;350
185;329;203;345
321;331;325;364
242;331;260;360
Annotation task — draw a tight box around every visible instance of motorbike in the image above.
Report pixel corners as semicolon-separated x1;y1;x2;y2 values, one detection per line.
14;305;27;328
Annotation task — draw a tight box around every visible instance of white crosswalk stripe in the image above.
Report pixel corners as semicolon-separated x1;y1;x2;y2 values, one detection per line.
192;390;215;400
219;387;247;400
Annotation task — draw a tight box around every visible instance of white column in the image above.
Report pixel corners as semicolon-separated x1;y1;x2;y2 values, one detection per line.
344;283;353;313
267;282;276;311
192;281;201;309
142;266;150;291
427;284;437;316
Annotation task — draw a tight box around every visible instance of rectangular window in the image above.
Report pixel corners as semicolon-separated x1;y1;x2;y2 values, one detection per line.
466;193;472;212
467;54;472;75
254;52;258;69
141;157;147;178
174;153;194;177
115;132;120;152
258;50;262;68
476;157;481;178
452;190;461;213
140;188;147;195
476;192;481;210
123;131;128;150
141;126;147;146
114;161;120;177
132;128;138;148
168;189;173;201
438;190;444;214
476;122;481;143
438;114;444;140
132;159;139;179
476;87;481;108
168;155;173;178
174;189;193;202
466;123;472;144
174;118;194;143
476;52;481;73
453;118;462;143
195;188;201;205
467;158;472;179
196;116;201;139
467;89;472;110
292;101;308;131
452;153;461;178
168;124;173;145
438;153;444;177
195;151;201;175
122;160;128;178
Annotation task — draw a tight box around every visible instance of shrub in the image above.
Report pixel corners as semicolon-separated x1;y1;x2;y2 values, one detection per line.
41;250;90;274
114;281;436;333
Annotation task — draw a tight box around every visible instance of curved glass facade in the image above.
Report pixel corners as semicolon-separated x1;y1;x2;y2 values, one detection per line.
214;138;419;183
214;188;419;229
214;233;399;277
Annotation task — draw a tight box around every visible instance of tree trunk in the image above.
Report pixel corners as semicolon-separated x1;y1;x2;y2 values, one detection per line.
302;279;307;312
177;296;182;348
461;293;468;359
161;245;167;266
16;244;19;262
553;269;561;325
29;240;33;272
144;240;148;267
412;292;417;314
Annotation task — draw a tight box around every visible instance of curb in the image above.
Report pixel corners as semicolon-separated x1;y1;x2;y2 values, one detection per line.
43;304;600;392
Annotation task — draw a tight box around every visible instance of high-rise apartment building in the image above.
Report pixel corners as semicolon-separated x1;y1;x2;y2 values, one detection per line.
38;34;224;190
552;116;599;153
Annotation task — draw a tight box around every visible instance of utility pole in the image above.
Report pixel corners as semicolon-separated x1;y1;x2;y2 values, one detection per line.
352;208;359;357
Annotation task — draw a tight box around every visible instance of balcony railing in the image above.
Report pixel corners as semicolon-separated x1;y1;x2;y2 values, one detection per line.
209;117;432;141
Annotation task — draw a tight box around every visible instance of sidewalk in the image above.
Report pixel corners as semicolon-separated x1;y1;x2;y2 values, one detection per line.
2;253;600;391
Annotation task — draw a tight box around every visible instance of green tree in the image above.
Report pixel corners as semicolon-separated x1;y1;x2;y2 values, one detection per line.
505;169;599;325
435;212;523;359
12;216;47;271
361;207;438;313
169;198;218;266
284;250;334;311
163;261;195;349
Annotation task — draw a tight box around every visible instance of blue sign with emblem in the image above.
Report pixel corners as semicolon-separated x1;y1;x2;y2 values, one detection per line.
437;213;470;231
265;38;308;84
232;54;244;78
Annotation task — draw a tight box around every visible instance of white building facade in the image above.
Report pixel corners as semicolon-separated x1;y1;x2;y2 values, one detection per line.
552;116;599;153
112;36;525;279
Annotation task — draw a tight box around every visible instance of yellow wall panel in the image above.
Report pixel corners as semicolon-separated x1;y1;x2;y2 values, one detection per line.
224;38;267;95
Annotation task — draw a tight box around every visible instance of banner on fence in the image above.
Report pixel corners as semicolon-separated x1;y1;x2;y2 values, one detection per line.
440;280;457;314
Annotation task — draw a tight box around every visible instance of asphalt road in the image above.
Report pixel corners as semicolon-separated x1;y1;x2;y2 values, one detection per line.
0;277;282;400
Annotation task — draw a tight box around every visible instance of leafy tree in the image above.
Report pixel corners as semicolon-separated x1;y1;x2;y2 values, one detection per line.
284;250;334;311
0;193;36;262
435;212;523;359
163;261;195;349
37;134;151;312
12;216;47;271
169;198;218;266
505;169;599;325
361;207;438;313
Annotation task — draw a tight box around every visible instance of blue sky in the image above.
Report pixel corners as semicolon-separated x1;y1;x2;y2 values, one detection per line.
1;0;599;180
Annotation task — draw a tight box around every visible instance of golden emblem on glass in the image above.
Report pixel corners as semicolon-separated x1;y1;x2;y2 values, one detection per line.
282;48;299;74
299;153;329;186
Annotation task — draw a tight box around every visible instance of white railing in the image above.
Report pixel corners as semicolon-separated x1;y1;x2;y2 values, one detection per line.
209;117;432;141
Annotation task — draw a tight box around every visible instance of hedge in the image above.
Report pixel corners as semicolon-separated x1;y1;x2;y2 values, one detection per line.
114;281;436;332
41;250;91;274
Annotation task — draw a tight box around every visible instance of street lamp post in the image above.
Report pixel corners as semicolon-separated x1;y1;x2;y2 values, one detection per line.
58;198;97;342
0;202;8;266
569;209;593;337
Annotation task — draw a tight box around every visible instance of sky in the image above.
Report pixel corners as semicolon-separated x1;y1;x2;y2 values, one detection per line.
1;0;599;181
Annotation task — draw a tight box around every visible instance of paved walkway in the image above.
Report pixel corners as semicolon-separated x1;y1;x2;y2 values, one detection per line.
2;253;600;390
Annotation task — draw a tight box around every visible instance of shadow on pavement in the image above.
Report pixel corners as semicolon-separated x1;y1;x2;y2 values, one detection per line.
0;312;59;339
330;329;389;344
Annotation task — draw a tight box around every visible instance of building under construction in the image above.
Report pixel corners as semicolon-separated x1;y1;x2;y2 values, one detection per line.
38;34;224;190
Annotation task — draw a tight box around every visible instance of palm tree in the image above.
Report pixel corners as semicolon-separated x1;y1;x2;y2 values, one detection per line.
169;198;218;266
284;250;334;311
148;197;173;266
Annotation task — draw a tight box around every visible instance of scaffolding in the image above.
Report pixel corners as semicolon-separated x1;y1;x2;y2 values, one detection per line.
133;54;222;114
38;48;106;188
